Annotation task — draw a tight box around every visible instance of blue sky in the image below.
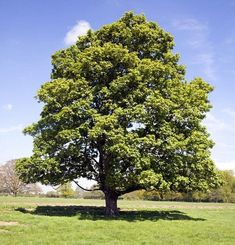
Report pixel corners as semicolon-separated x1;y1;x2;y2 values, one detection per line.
0;0;235;173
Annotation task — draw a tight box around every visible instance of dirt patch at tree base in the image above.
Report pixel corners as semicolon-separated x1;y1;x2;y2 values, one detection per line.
0;221;19;226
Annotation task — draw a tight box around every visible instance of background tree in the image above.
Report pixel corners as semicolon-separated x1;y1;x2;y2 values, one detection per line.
57;182;75;198
0;160;26;196
16;12;220;215
23;182;42;196
122;170;234;203
82;184;105;199
208;170;235;202
75;186;85;198
45;190;59;198
0;160;41;196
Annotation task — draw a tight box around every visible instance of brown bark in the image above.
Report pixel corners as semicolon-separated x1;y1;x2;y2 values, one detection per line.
104;190;119;216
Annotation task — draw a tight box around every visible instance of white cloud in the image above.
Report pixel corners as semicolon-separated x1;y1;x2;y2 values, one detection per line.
193;53;216;81
218;142;235;150
173;18;215;81
173;19;206;31
64;20;92;45
205;112;235;171
2;104;13;111
204;112;235;134
204;112;227;131
223;108;235;118
0;125;23;133
216;160;235;173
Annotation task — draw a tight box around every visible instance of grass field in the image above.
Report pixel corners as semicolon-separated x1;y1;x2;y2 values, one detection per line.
0;196;234;245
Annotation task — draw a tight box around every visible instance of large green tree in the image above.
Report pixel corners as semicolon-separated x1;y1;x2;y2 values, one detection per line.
16;12;220;215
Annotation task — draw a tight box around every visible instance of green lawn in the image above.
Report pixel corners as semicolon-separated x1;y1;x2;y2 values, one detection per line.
0;196;234;245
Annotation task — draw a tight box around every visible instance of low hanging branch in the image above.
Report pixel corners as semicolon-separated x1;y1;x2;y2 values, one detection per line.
52;185;61;191
73;180;100;192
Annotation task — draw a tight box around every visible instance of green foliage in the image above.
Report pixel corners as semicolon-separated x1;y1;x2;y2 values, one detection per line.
16;12;220;202
122;170;235;203
82;190;105;199
57;182;75;198
208;170;235;202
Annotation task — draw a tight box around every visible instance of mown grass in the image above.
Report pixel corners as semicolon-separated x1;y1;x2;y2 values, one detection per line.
0;196;234;244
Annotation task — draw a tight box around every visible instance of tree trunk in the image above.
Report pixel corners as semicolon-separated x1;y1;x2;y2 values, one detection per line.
104;190;119;216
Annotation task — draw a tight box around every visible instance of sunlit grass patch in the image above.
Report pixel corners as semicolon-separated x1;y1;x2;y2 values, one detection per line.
0;196;234;245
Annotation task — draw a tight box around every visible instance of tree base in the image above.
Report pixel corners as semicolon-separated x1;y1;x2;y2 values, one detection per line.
104;191;119;216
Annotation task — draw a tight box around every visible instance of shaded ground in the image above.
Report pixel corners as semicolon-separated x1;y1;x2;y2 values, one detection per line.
1;197;234;244
16;205;205;222
1;196;231;210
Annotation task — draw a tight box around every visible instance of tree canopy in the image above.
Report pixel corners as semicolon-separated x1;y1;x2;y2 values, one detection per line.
16;12;220;215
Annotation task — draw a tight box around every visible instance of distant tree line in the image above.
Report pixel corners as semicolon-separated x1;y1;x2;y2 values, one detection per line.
1;159;234;203
122;170;235;203
49;170;234;203
45;183;104;199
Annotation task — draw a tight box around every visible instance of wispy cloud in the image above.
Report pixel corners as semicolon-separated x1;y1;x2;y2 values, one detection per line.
204;110;235;134
0;125;23;133
223;108;235;118
173;18;215;81
204;111;235;172
64;20;92;46
216;160;235;173
2;104;13;111
204;112;228;131
217;142;235;150
173;19;206;31
193;53;215;81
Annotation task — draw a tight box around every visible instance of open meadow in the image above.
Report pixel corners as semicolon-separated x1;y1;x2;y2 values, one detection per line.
0;196;234;244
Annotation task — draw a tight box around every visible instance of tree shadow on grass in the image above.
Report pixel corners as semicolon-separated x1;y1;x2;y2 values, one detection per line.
16;206;206;222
